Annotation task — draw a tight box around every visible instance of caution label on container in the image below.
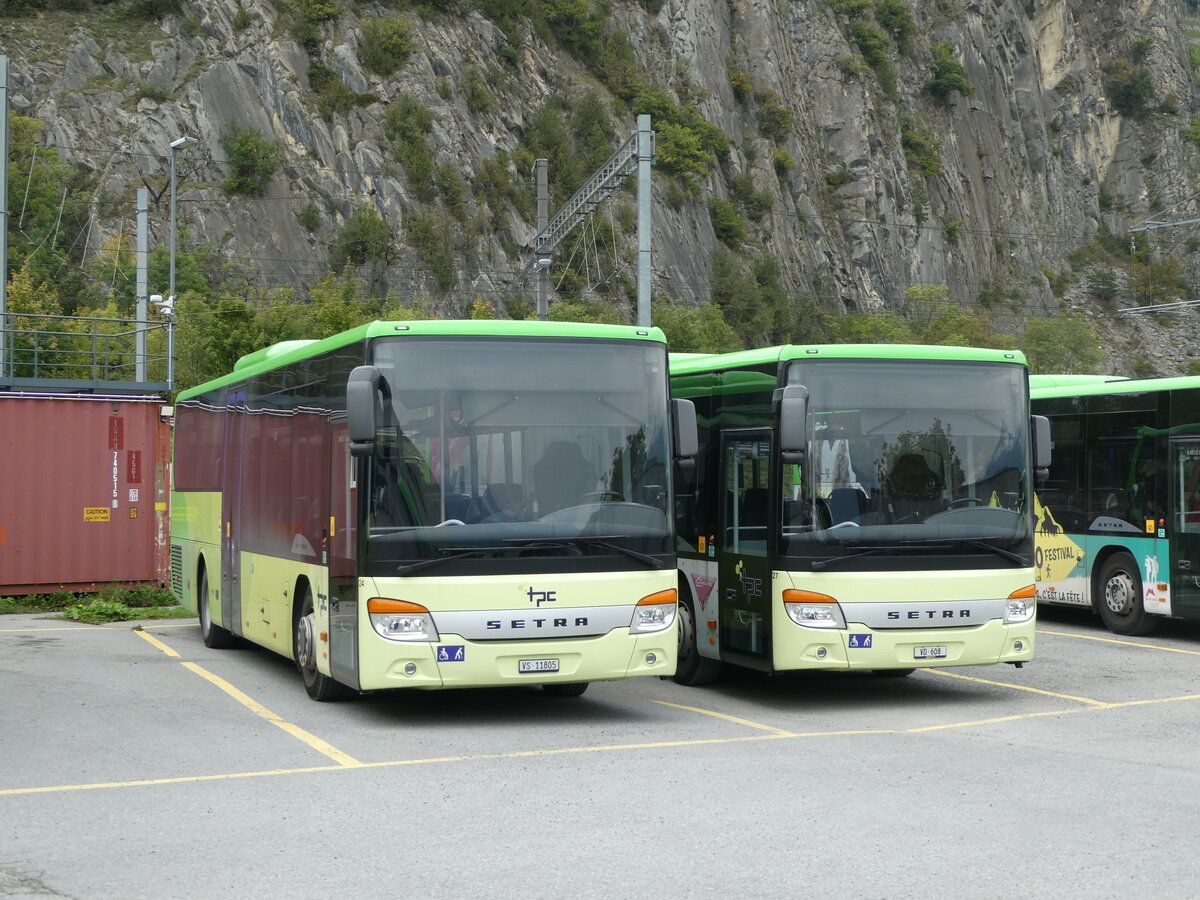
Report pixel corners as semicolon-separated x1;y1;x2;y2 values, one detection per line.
84;507;111;522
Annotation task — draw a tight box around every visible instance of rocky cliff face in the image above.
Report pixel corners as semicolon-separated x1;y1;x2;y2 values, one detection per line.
3;0;1198;370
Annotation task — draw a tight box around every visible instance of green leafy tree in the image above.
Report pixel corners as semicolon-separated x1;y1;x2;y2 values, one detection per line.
360;16;415;76
221;122;280;197
1019;317;1104;374
924;44;973;103
826;310;915;344
874;0;916;53
5;115;92;307
652;296;741;353
1106;61;1155;118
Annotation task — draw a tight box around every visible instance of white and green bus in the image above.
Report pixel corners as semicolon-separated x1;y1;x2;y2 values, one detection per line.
1031;373;1200;635
170;320;695;700
669;344;1046;684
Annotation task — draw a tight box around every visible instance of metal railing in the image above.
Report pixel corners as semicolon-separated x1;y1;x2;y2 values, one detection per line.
0;312;173;392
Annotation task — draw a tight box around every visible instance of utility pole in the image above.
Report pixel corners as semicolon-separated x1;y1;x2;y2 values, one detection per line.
136;188;148;383
1;56;10;380
535;159;549;321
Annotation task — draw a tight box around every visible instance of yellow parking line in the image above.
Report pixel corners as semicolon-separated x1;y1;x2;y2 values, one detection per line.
134;629;179;658
906;707;1094;732
652;699;799;736
1038;628;1200;656
133;627;361;768
925;668;1107;706
180;662;362;768
0;732;791;797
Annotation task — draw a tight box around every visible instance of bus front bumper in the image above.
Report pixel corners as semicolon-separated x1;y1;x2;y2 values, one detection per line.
356;625;678;690
772;617;1036;671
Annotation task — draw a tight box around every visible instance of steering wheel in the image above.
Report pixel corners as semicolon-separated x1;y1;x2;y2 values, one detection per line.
946;497;985;509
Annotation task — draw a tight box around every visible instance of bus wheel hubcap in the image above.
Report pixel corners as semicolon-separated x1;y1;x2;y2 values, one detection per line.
297;614;315;670
1106;573;1134;615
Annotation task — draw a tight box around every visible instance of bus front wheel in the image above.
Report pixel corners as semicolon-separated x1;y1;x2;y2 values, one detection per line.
542;682;589;697
198;568;236;650
295;586;352;701
1096;553;1157;636
673;595;721;686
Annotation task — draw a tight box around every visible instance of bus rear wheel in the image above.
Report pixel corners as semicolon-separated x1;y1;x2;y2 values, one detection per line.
198;568;236;650
1096;552;1157;636
295;586;352;701
673;595;721;686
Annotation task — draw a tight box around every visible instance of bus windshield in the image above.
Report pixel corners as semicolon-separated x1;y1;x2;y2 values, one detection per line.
779;358;1032;568
363;336;672;568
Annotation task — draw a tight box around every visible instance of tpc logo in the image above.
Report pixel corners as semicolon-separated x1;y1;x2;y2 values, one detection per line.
528;586;558;607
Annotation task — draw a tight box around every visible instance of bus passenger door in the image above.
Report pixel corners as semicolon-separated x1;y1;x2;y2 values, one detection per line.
1171;441;1200;618
718;431;773;668
220;389;246;636
327;421;359;690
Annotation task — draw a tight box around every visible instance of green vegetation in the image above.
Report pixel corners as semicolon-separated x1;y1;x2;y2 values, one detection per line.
1183;116;1200;146
755;88;794;142
633;90;728;187
924;43;973;102
708;197;747;247
1020;316;1104;374
308;62;376;120
221;122;280;197
901;116;943;177
874;0;916;53
1106;60;1155;118
360;15;415;76
385;93;436;200
463;65;496;113
330;206;395;273
0;585;189;623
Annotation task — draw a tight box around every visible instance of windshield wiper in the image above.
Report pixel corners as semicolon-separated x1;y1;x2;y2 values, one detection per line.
965;540;1028;566
504;536;666;569
395;547;506;576
811;539;1028;571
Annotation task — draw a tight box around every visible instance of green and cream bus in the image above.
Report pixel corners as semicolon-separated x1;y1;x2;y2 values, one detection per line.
1031;373;1200;635
170;320;695;700
669;344;1046;684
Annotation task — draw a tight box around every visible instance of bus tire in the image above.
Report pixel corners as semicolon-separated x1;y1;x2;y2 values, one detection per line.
198;567;236;650
542;682;589;697
295;585;353;701
1096;552;1157;636
673;594;722;686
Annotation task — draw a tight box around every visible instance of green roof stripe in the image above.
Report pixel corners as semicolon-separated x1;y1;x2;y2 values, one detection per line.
178;320;666;400
669;343;1027;375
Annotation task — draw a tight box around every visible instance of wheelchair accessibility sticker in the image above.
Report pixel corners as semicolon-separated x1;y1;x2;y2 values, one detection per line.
848;634;872;649
438;645;465;662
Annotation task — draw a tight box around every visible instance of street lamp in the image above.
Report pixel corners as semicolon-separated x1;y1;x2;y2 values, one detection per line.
166;135;197;391
168;135;197;306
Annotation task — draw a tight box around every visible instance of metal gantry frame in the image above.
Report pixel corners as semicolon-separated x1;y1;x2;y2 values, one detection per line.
1123;215;1200;316
522;115;655;325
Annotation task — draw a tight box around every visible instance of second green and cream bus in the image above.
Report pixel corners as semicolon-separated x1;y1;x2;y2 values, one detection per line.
669;344;1045;683
170;320;695;699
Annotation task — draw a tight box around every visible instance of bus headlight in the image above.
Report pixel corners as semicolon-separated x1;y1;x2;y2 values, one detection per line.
783;589;846;629
367;598;439;641
1004;585;1037;624
631;589;677;634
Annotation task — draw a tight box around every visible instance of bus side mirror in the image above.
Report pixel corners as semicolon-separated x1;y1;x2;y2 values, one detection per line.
347;366;385;457
672;398;698;471
777;385;809;465
1032;414;1051;480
